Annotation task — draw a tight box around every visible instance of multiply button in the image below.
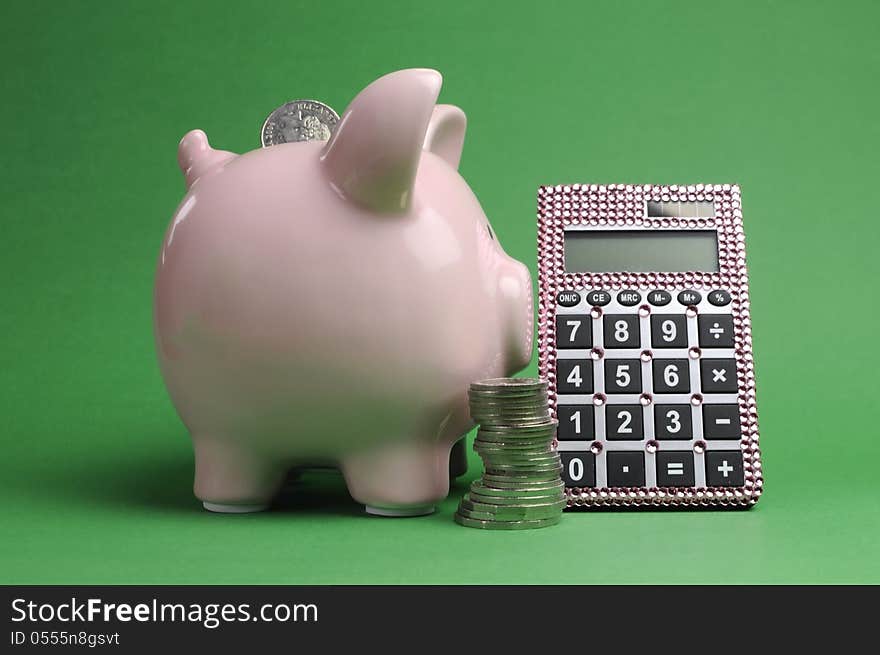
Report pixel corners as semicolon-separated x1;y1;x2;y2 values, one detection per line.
677;290;702;305
586;290;611;306
708;290;732;306
705;451;744;486
606;452;646;487
698;315;734;348
656;451;696;486
556;315;592;349
617;290;641;306
700;359;737;393
561;452;595;487
557;291;581;307
647;290;671;306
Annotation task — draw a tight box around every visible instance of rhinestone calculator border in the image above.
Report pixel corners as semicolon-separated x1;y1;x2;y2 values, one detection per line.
537;184;762;509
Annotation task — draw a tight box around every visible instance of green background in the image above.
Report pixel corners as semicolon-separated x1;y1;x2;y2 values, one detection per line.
1;0;877;584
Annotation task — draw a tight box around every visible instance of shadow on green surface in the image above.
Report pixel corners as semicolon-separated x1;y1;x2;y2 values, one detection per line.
47;448;473;519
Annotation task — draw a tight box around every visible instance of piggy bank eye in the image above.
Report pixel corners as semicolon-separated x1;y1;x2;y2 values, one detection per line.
486;224;495;240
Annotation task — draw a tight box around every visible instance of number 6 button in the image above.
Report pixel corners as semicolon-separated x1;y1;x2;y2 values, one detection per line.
652;359;690;393
556;359;593;394
556;315;592;349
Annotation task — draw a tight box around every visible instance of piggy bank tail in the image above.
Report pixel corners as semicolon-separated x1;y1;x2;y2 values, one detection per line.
177;129;237;189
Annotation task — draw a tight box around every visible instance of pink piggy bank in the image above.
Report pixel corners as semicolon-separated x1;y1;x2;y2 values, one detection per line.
154;69;533;516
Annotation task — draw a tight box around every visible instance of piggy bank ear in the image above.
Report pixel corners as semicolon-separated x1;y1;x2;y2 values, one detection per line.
423;105;466;170
320;69;442;213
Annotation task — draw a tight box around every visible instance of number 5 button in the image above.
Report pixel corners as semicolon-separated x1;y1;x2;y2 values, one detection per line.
556;359;593;394
604;359;641;394
556;315;592;349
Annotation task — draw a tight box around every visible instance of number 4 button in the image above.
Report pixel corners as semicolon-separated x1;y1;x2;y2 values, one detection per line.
556;360;593;394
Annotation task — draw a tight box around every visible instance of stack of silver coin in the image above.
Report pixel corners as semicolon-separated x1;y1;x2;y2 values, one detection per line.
455;378;565;530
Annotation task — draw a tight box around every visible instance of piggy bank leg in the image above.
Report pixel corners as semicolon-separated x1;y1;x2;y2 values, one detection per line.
193;436;285;513
340;440;450;517
449;438;468;480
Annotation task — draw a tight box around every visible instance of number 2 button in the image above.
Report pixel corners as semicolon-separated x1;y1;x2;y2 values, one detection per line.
604;359;641;394
556;360;593;394
603;315;640;348
556;315;592;348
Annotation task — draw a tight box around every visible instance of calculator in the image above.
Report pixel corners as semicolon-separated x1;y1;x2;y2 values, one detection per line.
537;184;762;509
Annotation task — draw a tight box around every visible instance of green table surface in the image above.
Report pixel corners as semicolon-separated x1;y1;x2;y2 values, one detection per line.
2;0;878;584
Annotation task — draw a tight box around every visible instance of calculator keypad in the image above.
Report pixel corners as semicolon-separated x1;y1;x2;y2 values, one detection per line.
555;288;743;490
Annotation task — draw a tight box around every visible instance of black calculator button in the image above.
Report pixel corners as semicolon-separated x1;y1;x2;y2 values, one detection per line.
556;360;593;394
561;452;595;487
677;290;702;305
606;405;643;440
557;290;581;307
652;359;690;393
654;404;692;440
698;314;734;348
604;359;642;394
700;359;737;393
702;404;742;439
617;290;641;306
705;451;745;486
556;314;592;349
650;315;688;348
647;290;671;306
606;452;646;487
656;451;696;486
586;290;611;306
557;405;595;440
708;289;732;306
603;315;640;348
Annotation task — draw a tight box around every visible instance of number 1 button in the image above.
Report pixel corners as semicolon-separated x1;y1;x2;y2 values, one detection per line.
556;360;593;394
556;315;592;348
557;405;595;440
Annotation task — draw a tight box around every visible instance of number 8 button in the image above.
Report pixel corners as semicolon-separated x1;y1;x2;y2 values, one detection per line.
603;315;640;348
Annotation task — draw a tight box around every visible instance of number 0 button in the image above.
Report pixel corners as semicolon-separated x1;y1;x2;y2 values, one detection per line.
603;315;640;348
556;315;592;349
561;452;595;487
604;359;642;394
556;360;593;394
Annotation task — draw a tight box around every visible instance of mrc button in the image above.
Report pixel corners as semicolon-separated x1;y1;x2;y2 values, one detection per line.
677;290;702;305
617;290;642;306
647;290;671;306
586;290;611;306
557;291;581;307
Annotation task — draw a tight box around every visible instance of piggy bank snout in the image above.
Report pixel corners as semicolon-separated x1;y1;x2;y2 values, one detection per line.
497;257;534;373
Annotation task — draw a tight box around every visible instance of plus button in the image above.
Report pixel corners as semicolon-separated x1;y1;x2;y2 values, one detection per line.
717;460;734;477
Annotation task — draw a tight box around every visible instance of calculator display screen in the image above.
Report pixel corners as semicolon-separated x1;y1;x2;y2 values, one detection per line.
564;230;719;273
